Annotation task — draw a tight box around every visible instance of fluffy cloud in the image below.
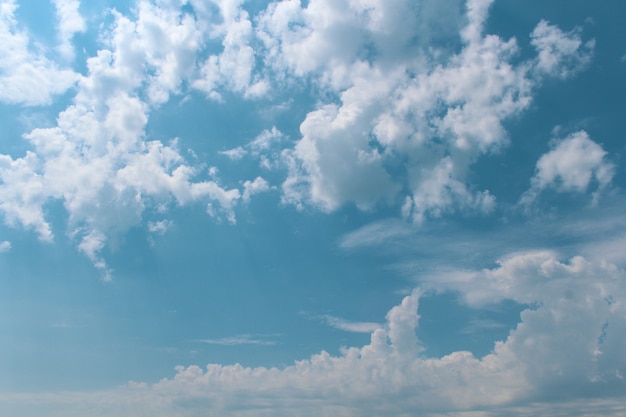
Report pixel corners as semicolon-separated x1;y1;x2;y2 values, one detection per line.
531;20;595;79
0;0;78;105
4;252;625;416
0;1;242;276
522;131;614;205
192;0;268;99
0;0;601;272
260;0;594;221
242;177;270;203
52;0;86;60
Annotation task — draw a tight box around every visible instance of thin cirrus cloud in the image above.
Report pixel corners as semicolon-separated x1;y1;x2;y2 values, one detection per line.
198;334;279;346
301;312;383;334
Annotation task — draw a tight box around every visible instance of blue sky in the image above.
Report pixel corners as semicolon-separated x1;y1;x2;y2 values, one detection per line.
1;0;626;416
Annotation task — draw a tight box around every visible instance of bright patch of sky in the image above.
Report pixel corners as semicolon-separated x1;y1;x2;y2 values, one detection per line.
1;0;626;416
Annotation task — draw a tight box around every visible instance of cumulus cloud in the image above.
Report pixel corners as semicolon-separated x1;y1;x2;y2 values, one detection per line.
242;177;270;203
0;0;78;105
52;0;86;60
0;0;600;272
192;0;268;100
4;252;626;416
521;131;614;205
0;2;243;275
531;20;595;79
261;0;593;221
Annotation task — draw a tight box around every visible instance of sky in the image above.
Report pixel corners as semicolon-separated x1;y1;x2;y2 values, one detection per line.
1;0;626;416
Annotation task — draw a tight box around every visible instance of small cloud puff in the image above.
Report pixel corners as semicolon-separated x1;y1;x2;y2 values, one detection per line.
521;131;614;206
242;177;271;203
0;240;11;252
531;20;595;79
147;220;174;235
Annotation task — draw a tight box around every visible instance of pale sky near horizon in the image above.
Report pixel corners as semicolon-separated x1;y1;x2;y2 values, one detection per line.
1;0;626;416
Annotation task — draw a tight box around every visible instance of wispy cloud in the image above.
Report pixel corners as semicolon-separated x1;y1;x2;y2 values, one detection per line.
198;334;279;346
303;312;382;334
461;318;508;335
339;219;415;249
321;315;382;333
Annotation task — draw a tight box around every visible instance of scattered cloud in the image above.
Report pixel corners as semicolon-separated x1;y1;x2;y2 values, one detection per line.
270;0;594;220
221;127;285;170
0;1;245;275
0;0;602;275
0;1;623;416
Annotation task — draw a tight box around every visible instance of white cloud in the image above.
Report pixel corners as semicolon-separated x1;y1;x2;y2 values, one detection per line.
192;1;268;99
147;219;174;235
242;177;270;203
0;0;602;274
0;240;10;252
339;219;414;249
265;0;593;221
5;253;626;416
221;127;285;169
220;146;247;160
0;0;78;105
531;20;595;79
199;334;278;346
0;2;242;275
52;0;86;60
522;131;614;205
310;314;382;334
0;151;52;241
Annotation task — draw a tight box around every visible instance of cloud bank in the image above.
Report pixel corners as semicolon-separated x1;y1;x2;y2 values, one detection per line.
3;252;625;416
